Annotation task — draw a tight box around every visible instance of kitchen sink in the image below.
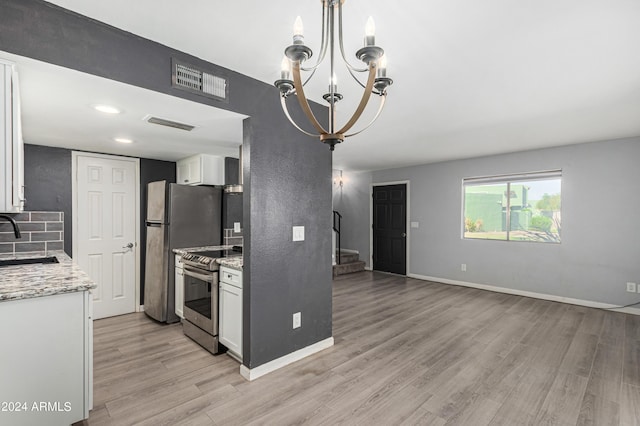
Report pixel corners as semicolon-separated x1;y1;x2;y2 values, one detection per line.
0;256;59;267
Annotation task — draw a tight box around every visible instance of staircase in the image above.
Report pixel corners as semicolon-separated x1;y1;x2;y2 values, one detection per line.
333;249;366;277
332;210;366;277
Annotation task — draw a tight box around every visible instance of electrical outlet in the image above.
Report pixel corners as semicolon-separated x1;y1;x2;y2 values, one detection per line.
234;222;241;233
461;263;467;272
293;312;301;329
627;282;637;293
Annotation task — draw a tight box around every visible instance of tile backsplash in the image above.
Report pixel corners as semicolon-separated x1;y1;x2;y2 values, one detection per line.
0;211;64;254
223;228;243;246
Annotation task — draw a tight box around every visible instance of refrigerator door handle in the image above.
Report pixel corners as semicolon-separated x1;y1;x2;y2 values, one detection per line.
146;222;162;227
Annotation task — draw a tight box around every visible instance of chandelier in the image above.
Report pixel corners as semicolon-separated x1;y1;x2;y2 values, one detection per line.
274;0;393;151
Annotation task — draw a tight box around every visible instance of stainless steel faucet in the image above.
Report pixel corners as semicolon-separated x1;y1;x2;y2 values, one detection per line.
0;214;22;239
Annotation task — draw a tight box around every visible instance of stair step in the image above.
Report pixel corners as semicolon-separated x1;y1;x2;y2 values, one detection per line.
333;260;366;277
338;253;360;264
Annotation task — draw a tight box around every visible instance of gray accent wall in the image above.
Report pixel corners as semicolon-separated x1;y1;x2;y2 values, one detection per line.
1;0;333;369
341;138;640;307
23;144;72;254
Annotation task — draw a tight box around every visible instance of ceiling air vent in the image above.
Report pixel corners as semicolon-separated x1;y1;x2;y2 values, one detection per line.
172;58;228;102
146;116;195;132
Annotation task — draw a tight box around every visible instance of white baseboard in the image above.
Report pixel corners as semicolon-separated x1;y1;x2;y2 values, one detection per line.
239;337;334;381
364;266;372;271
407;273;640;316
138;305;144;312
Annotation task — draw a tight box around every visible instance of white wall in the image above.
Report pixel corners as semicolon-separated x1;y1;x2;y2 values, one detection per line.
339;137;640;307
332;170;372;267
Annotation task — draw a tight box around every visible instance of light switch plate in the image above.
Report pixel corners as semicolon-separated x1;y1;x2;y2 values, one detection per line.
411;221;419;228
234;222;241;233
293;226;305;241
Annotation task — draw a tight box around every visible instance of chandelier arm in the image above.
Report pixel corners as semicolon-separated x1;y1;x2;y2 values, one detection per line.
280;96;319;137
345;94;387;138
342;65;383;95
292;61;329;135
301;1;329;72
337;1;368;73
302;67;318;87
336;63;377;135
345;66;368;90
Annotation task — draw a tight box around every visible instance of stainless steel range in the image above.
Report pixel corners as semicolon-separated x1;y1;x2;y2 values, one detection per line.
181;247;241;354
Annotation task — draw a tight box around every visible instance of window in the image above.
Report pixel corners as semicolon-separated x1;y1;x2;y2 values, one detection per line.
463;170;561;243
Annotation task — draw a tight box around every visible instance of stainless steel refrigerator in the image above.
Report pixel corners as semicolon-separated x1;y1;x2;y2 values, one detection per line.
144;180;222;323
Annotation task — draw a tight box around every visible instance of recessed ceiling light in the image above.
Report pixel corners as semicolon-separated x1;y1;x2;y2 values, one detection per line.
114;137;133;144
94;104;121;114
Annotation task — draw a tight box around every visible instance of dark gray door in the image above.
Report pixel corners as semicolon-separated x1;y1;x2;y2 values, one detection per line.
373;184;407;275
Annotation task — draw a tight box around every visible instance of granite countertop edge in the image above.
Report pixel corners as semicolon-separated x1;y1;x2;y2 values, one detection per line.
0;251;97;302
217;257;243;271
172;245;236;256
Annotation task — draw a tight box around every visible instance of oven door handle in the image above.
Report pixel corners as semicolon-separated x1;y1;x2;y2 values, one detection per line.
183;265;216;283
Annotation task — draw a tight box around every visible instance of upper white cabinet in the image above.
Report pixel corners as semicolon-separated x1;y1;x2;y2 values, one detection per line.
176;154;224;186
0;59;24;213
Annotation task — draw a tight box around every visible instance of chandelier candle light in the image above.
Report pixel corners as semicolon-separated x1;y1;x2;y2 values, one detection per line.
274;0;393;151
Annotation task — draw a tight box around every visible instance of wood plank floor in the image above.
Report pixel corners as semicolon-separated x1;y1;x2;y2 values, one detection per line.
76;272;640;425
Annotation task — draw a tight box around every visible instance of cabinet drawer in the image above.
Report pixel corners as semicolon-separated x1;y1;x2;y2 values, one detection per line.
220;266;241;288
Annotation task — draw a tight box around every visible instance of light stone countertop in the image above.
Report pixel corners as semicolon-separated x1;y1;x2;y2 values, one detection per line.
172;245;236;256
217;256;243;271
173;245;243;270
0;251;97;302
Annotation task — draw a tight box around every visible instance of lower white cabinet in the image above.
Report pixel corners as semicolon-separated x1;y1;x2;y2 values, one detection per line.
0;291;92;425
219;266;242;360
175;254;184;319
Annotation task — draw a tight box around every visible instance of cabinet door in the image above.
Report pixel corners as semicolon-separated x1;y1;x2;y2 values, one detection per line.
176;160;190;185
0;61;24;213
10;66;24;211
219;282;242;358
186;156;202;185
176;156;203;185
0;292;90;425
174;255;184;319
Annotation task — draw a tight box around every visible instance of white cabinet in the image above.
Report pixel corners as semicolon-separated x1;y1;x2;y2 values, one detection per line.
0;59;24;213
0;291;93;425
175;254;184;319
219;266;242;360
176;154;224;186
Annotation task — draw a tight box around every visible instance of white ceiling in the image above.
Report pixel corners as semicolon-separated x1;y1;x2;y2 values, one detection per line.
15;1;640;170
2;52;246;162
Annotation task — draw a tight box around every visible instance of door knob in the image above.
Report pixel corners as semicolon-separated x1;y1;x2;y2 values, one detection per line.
123;242;134;249
401;233;407;237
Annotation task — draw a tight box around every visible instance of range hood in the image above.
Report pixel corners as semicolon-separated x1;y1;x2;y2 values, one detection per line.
224;146;243;194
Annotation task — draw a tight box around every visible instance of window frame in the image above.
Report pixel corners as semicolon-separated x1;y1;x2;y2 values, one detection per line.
461;170;562;243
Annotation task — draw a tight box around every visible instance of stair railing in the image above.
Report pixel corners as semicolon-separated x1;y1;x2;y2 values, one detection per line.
333;210;342;265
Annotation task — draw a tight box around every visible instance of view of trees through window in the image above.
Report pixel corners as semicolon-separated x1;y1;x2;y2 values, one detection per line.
463;171;562;243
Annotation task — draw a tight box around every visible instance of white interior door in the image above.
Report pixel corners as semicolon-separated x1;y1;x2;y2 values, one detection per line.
74;153;138;319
